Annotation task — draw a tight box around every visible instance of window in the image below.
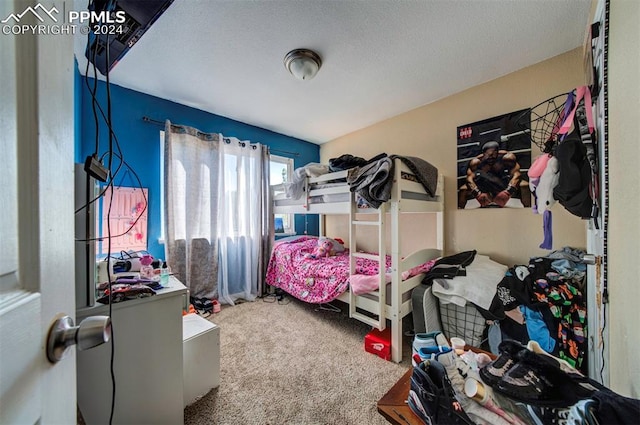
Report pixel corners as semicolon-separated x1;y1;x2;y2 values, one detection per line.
270;154;294;234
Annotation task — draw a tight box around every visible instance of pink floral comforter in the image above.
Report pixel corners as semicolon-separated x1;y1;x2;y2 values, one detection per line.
265;236;435;303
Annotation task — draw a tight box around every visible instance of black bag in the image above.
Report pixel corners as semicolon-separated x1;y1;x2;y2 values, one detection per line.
553;130;593;218
553;87;599;220
408;360;475;425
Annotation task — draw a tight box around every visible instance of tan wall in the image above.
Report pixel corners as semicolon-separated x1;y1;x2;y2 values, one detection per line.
321;49;587;266
608;0;640;398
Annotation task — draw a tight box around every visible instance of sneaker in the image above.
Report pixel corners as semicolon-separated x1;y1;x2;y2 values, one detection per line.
413;331;442;356
479;340;525;387
566;399;599;425
212;299;221;313
191;296;214;313
493;348;595;407
408;360;475;425
494;358;561;406
526;405;572;425
497;344;605;407
413;345;453;367
522;342;606;397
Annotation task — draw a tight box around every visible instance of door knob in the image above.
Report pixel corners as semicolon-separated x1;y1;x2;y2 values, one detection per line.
46;315;111;363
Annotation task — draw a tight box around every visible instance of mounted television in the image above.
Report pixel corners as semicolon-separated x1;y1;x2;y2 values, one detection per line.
85;0;174;75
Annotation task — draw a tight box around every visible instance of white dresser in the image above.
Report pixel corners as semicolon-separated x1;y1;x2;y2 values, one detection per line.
76;276;187;425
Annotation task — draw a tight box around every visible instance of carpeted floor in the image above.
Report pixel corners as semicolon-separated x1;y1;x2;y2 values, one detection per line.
184;296;414;425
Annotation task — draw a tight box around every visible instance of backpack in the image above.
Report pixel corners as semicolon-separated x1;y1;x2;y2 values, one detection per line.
553;127;593;218
553;87;599;221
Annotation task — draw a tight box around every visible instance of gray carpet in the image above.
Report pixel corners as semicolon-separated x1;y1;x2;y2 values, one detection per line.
184;296;413;425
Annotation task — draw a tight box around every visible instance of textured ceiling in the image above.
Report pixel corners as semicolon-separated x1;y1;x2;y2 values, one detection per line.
75;0;592;144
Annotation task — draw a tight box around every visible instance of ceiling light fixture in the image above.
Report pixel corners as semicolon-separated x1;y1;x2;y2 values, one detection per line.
284;49;322;81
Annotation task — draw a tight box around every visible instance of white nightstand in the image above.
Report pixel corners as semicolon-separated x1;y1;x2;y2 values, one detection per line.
182;313;220;406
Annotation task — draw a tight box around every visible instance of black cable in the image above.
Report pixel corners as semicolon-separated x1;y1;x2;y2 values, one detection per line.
105;46;113;176
74;93;139;217
85;25;118;425
105;179;116;425
84;172;93;307
84;45;100;156
74;153;123;215
599;301;607;382
79;60;142;184
81;3;121;424
74;152;147;242
77;39;121;215
76;49;148;242
74;148;143;234
104;32;116;425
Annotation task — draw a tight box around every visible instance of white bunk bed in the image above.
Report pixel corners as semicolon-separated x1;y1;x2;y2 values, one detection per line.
270;157;444;363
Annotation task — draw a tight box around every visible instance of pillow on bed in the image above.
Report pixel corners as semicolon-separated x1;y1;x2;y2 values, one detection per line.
304;163;329;177
323;237;345;253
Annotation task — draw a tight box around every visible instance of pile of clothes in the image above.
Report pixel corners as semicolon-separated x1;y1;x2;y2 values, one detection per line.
408;336;640;425
482;247;589;372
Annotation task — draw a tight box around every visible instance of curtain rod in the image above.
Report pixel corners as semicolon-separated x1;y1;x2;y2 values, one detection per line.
142;116;166;126
141;116;300;157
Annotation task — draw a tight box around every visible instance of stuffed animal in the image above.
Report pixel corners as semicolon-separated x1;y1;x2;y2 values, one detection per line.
532;156;560;213
305;238;334;260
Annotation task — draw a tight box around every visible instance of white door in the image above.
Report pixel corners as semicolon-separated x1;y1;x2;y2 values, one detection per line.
0;0;77;423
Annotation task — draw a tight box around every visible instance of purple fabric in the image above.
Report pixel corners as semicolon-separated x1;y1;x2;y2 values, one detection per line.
539;210;553;250
558;91;575;142
530;177;540;214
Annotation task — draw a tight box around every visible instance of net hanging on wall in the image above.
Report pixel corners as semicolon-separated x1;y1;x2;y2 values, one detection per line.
514;92;572;153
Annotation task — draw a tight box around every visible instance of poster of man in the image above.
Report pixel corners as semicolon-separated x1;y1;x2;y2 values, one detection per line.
457;109;532;209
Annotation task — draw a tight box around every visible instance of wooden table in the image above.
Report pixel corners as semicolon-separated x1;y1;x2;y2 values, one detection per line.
376;368;421;425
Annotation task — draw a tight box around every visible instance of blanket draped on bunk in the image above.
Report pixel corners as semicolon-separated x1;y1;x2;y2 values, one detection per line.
346;155;438;208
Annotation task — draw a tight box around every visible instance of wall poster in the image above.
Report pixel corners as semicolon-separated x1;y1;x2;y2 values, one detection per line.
457;109;532;209
100;186;148;254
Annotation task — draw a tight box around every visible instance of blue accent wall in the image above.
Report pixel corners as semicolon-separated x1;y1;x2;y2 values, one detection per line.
77;76;319;260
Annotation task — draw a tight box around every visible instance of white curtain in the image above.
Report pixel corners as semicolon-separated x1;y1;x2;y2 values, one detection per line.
164;122;272;305
217;137;272;304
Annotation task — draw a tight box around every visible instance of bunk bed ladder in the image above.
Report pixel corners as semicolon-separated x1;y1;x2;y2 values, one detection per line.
348;194;386;330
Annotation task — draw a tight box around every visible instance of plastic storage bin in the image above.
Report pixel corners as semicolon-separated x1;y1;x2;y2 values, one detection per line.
183;314;220;406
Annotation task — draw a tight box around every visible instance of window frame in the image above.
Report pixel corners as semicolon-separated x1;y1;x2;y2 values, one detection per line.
269;154;295;235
